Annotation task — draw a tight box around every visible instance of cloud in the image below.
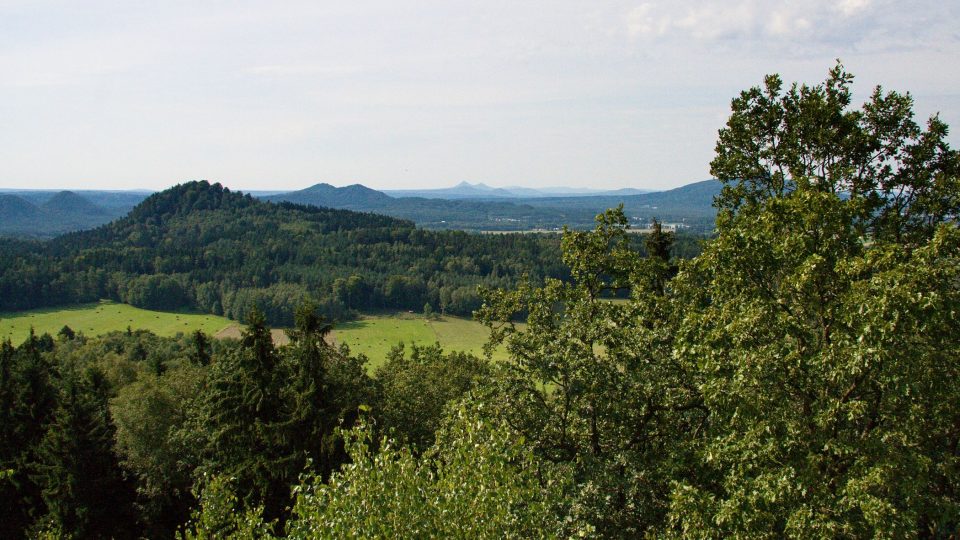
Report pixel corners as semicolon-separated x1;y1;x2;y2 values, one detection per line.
244;64;365;77
0;0;956;191
622;0;952;54
836;0;872;17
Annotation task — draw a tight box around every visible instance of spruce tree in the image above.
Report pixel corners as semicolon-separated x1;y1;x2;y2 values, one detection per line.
32;367;137;538
281;302;335;479
199;307;287;522
0;335;57;539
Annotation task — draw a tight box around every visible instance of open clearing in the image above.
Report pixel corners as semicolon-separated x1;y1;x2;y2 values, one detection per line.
0;300;234;344
332;312;513;370
213;325;291;347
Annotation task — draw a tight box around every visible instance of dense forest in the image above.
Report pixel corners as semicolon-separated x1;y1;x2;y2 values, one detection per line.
2;65;959;538
0;183;702;325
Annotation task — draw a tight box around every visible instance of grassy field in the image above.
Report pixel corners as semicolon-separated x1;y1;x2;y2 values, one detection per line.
332;312;513;370
1;302;514;372
0;301;234;344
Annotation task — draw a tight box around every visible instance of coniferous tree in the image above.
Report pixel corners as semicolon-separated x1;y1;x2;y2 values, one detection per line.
198;307;287;523
32;366;137;538
0;334;58;539
644;218;674;263
280;303;334;478
190;329;212;366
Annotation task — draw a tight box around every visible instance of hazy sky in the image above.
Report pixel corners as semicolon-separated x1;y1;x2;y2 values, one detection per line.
2;0;958;192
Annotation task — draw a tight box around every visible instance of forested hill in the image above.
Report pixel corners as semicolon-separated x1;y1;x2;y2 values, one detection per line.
0;181;570;323
48;181;409;253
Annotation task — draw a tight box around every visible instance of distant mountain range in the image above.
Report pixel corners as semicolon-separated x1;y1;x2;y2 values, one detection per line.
265;180;720;232
0;180;721;238
262;183;393;209
383;181;651;199
0;190;149;238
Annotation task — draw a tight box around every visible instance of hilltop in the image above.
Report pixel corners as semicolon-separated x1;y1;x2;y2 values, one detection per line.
0;181;569;325
263;182;392;209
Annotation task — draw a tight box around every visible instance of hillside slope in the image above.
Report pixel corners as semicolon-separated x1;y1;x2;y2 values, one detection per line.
1;181;567;324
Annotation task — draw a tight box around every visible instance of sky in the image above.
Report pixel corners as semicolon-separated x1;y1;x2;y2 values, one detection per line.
1;0;958;192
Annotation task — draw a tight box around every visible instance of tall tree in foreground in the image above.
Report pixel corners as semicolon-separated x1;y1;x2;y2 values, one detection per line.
667;63;960;537
477;62;958;537
196;308;289;523
478;209;705;536
280;301;375;485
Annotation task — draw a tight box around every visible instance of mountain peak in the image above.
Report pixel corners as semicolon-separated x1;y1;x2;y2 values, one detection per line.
265;182;392;208
0;193;41;220
125;180;252;222
42;191;106;216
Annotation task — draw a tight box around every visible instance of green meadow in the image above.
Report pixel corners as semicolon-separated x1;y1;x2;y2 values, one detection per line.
1;303;513;371
0;301;234;344
332;312;513;369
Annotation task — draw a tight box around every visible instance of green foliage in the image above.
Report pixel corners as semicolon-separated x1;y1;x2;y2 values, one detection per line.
711;61;959;246
0;334;58;539
177;475;276;540
667;196;960;536
3;65;958;539
56;325;75;341
478;207;702;536
190;329;211;366
659;63;960;538
0;181;576;322
473;64;959;537
111;363;208;538
32;365;138;539
182;402;571;540
375;343;490;452
195;304;376;526
196;308;289;520
286;402;570;539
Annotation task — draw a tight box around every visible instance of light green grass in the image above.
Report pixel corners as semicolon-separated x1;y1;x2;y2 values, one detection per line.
0;300;235;344
333;313;512;370
0;303;516;373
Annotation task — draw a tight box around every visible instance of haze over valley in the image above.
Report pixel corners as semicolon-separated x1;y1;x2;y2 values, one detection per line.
1;178;719;238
